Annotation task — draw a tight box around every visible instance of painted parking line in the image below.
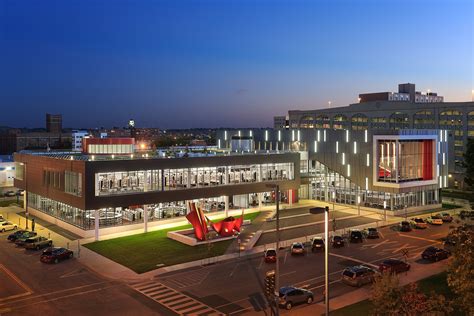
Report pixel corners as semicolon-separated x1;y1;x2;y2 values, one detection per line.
329;253;378;269
131;280;224;316
0;264;32;302
397;233;443;243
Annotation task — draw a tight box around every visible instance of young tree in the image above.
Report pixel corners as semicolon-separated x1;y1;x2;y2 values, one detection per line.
370;272;402;315
447;224;474;315
463;138;474;188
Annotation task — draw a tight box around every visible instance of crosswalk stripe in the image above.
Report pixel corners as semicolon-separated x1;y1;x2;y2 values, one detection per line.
130;281;225;316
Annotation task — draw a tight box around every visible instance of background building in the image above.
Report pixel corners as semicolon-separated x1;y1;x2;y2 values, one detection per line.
46;113;63;133
274;83;473;189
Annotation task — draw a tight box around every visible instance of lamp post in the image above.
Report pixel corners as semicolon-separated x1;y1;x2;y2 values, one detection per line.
24;162;28;230
309;206;330;316
266;183;280;316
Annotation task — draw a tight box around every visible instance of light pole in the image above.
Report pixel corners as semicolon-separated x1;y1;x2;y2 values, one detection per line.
266;183;280;316
24;162;28;230
309;206;330;316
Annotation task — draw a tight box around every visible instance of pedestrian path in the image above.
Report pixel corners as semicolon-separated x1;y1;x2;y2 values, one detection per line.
131;280;224;316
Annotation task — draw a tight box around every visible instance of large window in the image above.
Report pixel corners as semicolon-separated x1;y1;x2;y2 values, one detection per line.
95;162;295;196
65;171;82;196
376;139;434;183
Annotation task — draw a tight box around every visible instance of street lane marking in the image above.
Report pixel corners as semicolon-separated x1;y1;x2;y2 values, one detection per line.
378;231;385;239
397;233;442;243
280;271;296;277
283;252;288;264
257;258;264;269
229;263;240;277
59;268;89;279
329;253;378;268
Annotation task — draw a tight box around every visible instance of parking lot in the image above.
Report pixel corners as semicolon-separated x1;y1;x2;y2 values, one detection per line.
0;207;171;316
155;214;463;315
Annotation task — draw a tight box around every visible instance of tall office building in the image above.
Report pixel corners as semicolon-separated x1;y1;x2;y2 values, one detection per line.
46;113;62;133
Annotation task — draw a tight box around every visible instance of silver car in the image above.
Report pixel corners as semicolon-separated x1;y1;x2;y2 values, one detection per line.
278;286;314;310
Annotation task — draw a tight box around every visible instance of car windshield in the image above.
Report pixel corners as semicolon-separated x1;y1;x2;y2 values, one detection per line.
414;219;423;223
343;270;354;278
334;236;342;240
293;243;303;248
368;228;376;232
432;216;441;219
43;251;53;256
25;239;34;243
352;231;362;236
314;239;324;244
266;250;276;256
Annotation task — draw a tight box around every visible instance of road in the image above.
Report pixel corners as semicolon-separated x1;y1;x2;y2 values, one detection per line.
0;230;171;316
152;219;457;315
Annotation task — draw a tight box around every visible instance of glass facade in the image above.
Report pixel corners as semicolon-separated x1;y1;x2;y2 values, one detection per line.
309;160;439;211
377;139;434;183
95;163;294;196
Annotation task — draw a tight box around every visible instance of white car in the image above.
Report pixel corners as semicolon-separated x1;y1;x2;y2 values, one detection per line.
0;221;17;232
0;214;5;222
426;216;443;225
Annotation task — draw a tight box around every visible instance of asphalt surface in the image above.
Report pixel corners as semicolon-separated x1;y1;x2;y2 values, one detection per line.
156;218;459;315
0;230;171;316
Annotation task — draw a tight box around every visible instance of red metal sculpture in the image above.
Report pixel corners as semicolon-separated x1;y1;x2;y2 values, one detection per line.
185;202;244;241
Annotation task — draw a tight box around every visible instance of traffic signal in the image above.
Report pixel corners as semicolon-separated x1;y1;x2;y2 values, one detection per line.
264;270;276;298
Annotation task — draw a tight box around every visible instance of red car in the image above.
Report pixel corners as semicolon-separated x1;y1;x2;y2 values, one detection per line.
40;247;74;264
264;249;277;263
378;259;410;274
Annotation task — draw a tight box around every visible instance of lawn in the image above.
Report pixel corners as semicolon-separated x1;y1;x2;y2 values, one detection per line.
331;272;452;315
442;203;462;210
84;211;260;274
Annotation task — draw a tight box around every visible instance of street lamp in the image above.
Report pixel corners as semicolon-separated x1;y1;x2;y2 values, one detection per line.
266;183;280;315
309;206;330;316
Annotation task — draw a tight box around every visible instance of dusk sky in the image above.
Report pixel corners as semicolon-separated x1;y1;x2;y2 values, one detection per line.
1;0;473;129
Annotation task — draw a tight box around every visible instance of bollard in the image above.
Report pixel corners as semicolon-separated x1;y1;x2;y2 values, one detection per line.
77;240;80;258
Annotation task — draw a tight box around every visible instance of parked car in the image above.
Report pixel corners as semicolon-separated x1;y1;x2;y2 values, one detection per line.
332;235;345;248
16;190;25;196
341;265;377;287
459;210;474;220
40;247;74;264
0;214;5;222
366;228;380;239
350;230;364;243
378;259;410;274
421;246;451;262
290;242;305;255
14;231;39;246
399;221;412;232
426;215;443;225
437;213;453;223
4;191;16;197
264;248;277;263
411;218;427;229
278;286;314;310
0;221;17;232
22;236;52;250
7;230;36;242
311;237;325;252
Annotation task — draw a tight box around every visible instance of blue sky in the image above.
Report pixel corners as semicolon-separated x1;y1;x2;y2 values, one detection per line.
1;0;473;128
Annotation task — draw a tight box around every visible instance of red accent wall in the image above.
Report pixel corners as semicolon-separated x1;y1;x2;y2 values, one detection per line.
422;140;434;180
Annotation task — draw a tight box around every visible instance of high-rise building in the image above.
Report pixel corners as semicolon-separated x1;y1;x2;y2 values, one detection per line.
46;114;62;133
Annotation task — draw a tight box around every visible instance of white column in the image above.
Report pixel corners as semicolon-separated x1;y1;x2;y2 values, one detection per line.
258;192;263;209
144;205;148;233
225;196;229;217
289;189;293;207
94;209;100;241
